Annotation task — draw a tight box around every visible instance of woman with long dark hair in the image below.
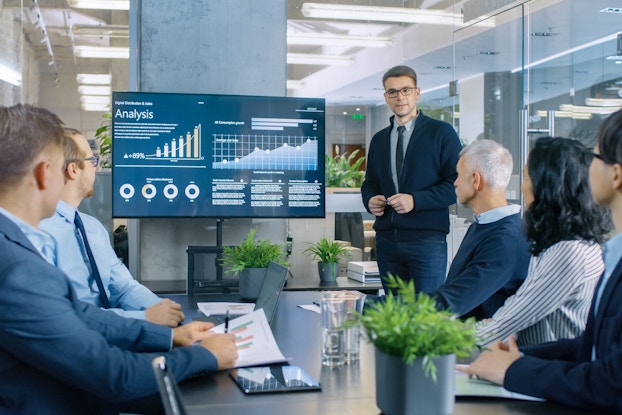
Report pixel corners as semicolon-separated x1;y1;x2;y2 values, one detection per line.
475;136;611;346
461;109;622;413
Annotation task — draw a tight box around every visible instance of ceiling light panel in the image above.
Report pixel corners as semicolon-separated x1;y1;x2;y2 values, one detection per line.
74;46;129;59
80;95;111;105
287;53;353;65
68;0;129;10
76;73;111;84
287;33;392;48
77;85;111;95
301;3;495;27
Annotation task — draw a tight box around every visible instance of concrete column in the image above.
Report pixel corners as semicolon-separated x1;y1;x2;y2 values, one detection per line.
128;0;287;282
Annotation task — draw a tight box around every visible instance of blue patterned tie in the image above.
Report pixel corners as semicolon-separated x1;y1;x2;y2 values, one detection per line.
74;212;111;308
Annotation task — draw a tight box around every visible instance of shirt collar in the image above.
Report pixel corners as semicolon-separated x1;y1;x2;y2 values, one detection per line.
0;206;56;262
55;200;77;223
603;233;622;278
474;204;521;224
394;115;417;134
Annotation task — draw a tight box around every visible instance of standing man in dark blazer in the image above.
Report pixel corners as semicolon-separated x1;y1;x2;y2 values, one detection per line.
0;104;237;414
461;109;622;413
361;65;462;293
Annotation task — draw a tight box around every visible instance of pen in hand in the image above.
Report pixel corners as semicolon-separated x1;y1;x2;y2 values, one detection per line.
224;309;229;333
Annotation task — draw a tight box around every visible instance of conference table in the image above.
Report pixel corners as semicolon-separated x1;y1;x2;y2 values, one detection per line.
168;291;591;415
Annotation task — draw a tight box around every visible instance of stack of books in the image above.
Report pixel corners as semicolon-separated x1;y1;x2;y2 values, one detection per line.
347;261;381;283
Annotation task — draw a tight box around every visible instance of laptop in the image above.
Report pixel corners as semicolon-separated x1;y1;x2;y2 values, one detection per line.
199;261;288;326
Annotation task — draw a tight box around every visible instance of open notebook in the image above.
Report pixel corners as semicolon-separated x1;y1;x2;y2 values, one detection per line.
198;261;288;326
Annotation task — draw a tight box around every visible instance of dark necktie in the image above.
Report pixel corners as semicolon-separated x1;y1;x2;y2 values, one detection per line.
396;125;406;178
74;212;111;308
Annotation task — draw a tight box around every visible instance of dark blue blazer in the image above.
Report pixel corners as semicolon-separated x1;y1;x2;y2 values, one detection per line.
504;257;622;412
433;213;530;319
0;214;217;414
361;112;462;239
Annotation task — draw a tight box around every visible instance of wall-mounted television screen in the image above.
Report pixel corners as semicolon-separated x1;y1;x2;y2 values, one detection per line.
111;91;325;218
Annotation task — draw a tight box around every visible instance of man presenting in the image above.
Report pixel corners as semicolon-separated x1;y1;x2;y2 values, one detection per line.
362;65;462;293
430;139;530;319
0;104;237;414
40;128;183;327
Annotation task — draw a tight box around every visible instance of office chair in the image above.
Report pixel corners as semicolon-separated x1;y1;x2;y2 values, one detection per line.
151;356;188;415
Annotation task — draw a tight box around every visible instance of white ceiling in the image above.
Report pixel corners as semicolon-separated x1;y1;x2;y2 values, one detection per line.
8;0;622;115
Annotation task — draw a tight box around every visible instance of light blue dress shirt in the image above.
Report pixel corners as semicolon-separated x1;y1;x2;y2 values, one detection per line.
474;204;522;224
0;207;55;262
39;200;160;319
594;233;622;315
590;232;622;360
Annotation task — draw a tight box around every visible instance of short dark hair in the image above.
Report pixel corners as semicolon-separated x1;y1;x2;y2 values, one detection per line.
596;109;622;165
0;104;65;187
525;136;611;256
382;65;417;88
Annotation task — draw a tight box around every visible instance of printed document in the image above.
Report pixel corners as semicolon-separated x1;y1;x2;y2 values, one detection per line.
198;302;255;316
210;309;287;368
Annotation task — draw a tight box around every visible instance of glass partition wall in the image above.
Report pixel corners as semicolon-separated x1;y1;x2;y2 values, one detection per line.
440;0;622;229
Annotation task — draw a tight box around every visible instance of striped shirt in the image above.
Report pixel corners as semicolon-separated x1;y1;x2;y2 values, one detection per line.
475;240;603;347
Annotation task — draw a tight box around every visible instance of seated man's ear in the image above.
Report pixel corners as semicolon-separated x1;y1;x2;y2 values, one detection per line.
64;161;80;180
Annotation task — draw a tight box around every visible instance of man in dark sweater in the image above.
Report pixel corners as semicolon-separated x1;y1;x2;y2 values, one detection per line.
430;139;530;319
361;65;462;294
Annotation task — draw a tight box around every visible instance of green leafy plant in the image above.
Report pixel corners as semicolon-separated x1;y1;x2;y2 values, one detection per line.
303;238;349;263
94;112;112;169
303;238;350;280
220;228;288;275
325;148;366;188
353;274;475;381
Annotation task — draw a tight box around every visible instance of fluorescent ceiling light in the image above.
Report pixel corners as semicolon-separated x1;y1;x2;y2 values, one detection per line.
586;97;622;107
76;73;111;85
78;85;111;95
80;95;111;105
68;0;129;10
81;103;111;112
287;53;353;65
287;33;392;48
74;46;129;59
559;104;621;115
301;3;495;27
0;63;21;86
537;110;592;120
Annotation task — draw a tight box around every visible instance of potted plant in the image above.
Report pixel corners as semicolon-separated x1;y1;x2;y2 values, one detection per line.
353;274;475;415
325;148;366;189
303;238;349;282
220;228;288;299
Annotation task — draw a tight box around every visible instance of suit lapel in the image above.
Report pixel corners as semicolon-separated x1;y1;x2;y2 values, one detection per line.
0;214;42;258
593;260;622;338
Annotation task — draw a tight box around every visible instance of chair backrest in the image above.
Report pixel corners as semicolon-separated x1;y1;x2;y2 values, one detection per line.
151;356;188;415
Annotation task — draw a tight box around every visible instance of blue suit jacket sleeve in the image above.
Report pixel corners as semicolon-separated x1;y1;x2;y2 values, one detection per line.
0;254;217;403
502;263;622;412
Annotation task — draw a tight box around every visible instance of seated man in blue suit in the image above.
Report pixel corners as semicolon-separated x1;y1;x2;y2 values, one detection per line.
0;104;238;414
461;109;622;413
429;139;530;319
